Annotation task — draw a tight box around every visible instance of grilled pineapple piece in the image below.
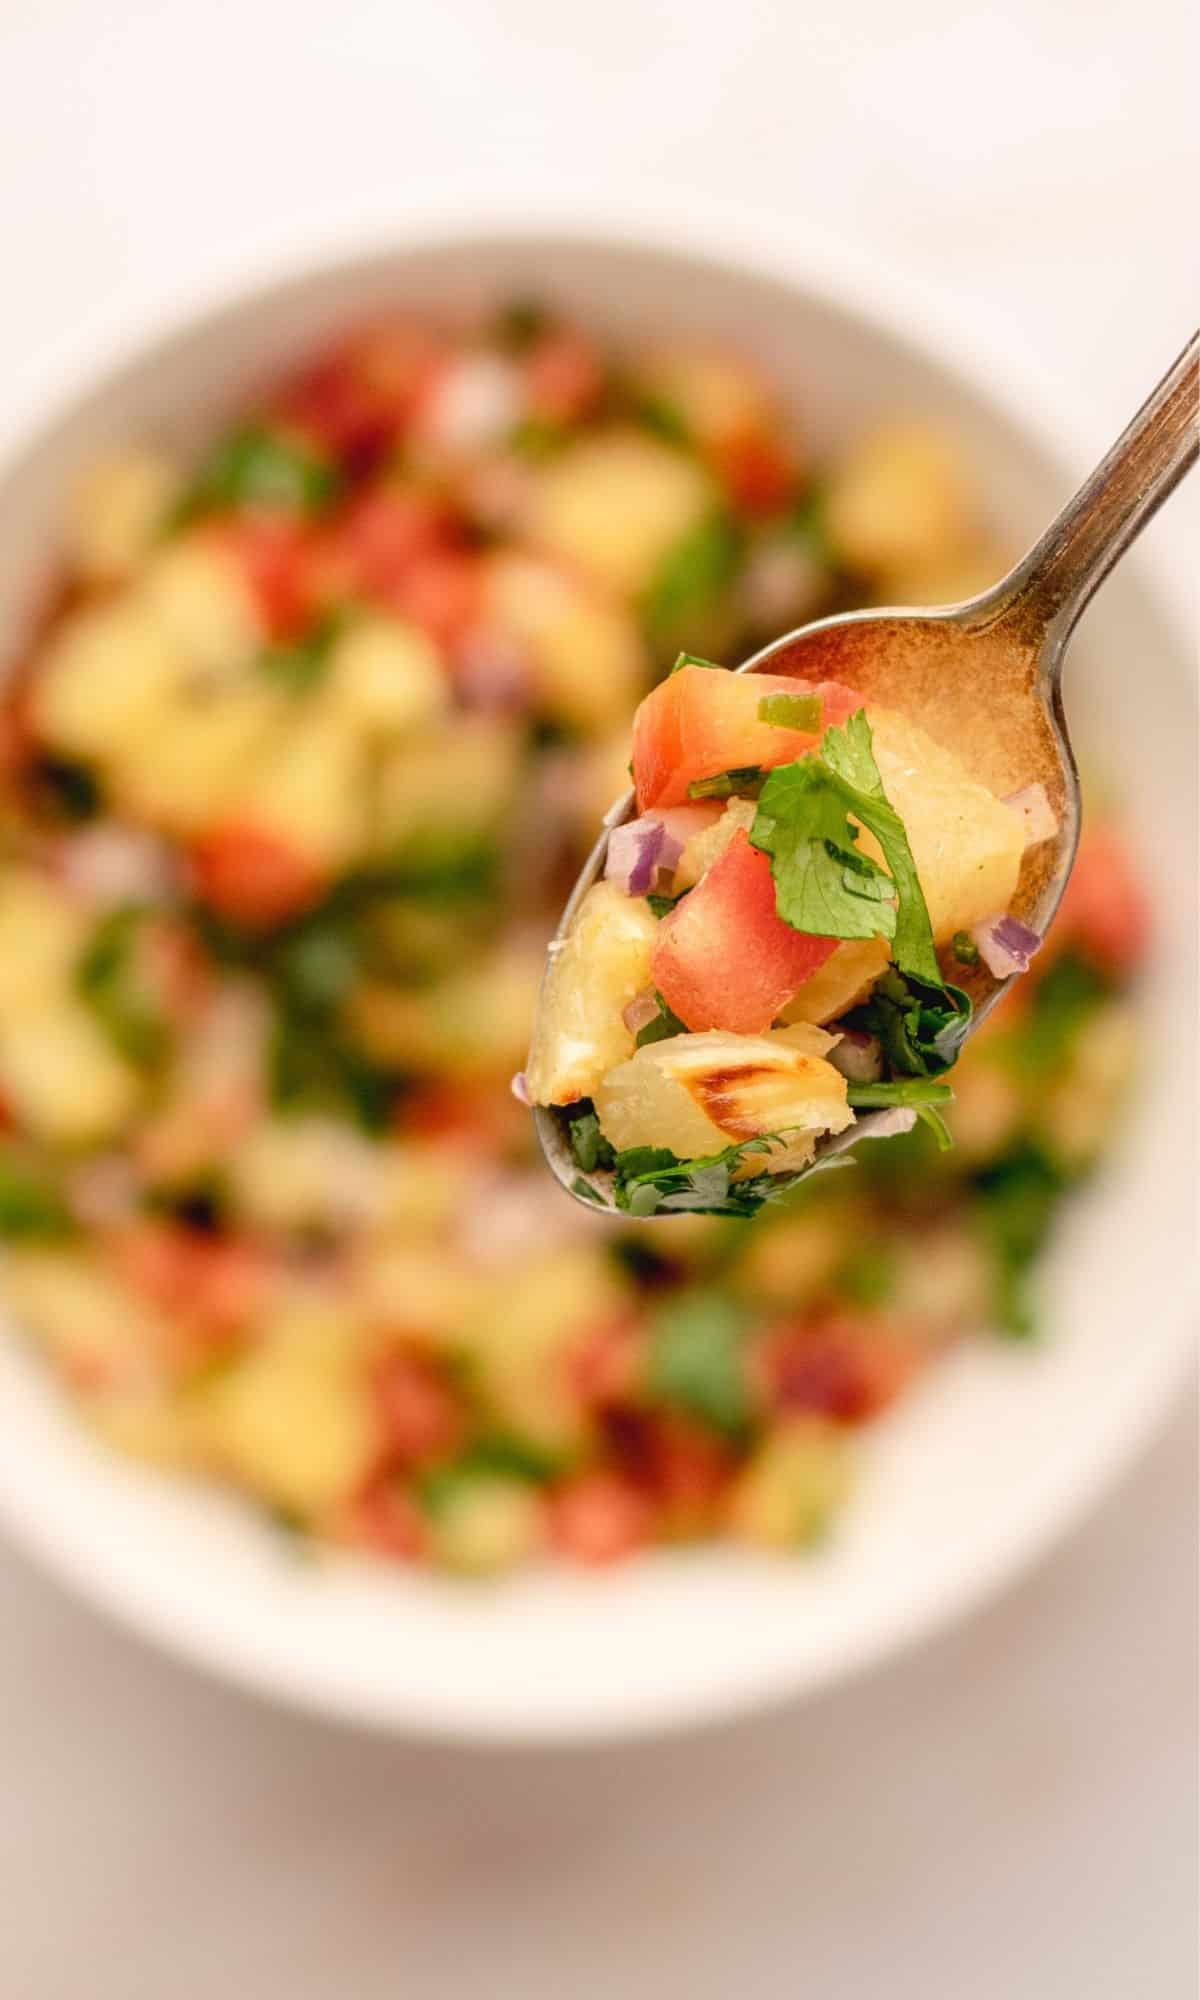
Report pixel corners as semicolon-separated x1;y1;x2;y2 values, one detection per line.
778;937;892;1027
594;1024;851;1169
374;716;521;865
32;597;182;764
325;613;446;738
67;448;182;583
483;551;647;734
0;1002;142;1147
137;535;262;678
0;869;89;1024
115;681;283;835
2;1249;166;1389
199;1303;375;1518
525;882;659;1106
824;421;973;583
458;1246;630;1453
529;428;714;596
631;345;776;448
727;1419;850;1549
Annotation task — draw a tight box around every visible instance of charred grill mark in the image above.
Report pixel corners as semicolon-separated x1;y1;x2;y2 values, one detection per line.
690;1062;777;1138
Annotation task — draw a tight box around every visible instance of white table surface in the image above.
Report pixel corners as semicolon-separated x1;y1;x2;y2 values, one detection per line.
0;3;1196;1993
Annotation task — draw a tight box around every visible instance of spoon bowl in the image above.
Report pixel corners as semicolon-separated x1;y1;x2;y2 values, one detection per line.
538;331;1197;1211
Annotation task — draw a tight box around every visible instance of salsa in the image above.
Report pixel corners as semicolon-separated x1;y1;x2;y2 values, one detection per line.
0;306;1145;1569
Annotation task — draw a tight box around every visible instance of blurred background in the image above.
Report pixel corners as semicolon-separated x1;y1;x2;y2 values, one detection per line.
0;1;1195;1995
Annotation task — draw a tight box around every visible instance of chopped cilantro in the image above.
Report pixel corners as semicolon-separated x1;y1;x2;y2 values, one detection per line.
837;1241;897;1308
972;1142;1067;1337
0;1154;72;1240
508;416;567;461
757;691;822;732
567;1106;615;1175
75;907;171;1070
634;991;688;1048
686;764;766;801
646;891;683;919
258;610;345;694
643;511;741;640
1005;951;1110;1077
174;425;339;521
846;966;972;1078
613;1133;806;1217
952;930;981;966
845;1078;954;1110
634;393;691;446
750;712;939;983
647;1291;753;1433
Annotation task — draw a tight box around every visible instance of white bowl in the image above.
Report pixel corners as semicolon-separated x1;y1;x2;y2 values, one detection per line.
0;206;1194;1744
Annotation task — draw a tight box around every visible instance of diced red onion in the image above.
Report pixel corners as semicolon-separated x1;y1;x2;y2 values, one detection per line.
622;990;660;1035
59;824;178;906
510;1070;532;1106
858;1107;918;1140
1005;783;1058;848
420;354;526;452
828;1030;884;1084
455;630;531;711
605;814;684;896
972;913;1042;978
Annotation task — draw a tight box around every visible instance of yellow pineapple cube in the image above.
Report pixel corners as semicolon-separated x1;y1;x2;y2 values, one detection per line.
594;1024;851;1167
529;428;715;596
525;881;659;1106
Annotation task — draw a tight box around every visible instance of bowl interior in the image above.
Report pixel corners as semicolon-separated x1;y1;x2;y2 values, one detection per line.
0;229;1194;1742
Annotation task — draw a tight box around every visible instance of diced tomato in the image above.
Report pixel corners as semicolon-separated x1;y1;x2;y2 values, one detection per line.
371;1349;464;1469
601;1407;731;1536
632;663;862;810
211;516;316;642
547;1469;656;1565
569;1313;643;1408
714;430;796;517
1056;824;1149;978
190;825;324;929
524;329;603;425
653;829;839;1033
276;320;444;466
381;549;482;655
339;1479;428;1561
759;1313;917;1424
113;1223;269;1350
318;485;454;603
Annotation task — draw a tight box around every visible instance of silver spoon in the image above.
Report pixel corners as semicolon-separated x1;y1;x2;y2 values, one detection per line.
537;330;1198;1213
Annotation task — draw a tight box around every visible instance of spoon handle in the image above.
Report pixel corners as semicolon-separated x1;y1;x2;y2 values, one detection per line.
987;330;1198;664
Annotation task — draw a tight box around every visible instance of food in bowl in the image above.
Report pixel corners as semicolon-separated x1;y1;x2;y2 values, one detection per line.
0;303;1145;1571
525;657;1059;1212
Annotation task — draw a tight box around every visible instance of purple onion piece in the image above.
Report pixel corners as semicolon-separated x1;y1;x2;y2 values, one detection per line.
510;1070;531;1106
622;990;660;1035
972;913;1043;978
828;1030;884;1085
605;815;681;896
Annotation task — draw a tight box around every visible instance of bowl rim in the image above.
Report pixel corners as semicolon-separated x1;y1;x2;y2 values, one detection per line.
0;191;1194;1745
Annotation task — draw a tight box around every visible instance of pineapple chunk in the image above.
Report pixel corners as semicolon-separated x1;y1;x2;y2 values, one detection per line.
67;448;182;582
529;428;715;596
424;1473;544;1575
458;1247;629;1452
779;938;892;1027
199;1303;375;1517
2;1249;166;1389
484;552;647;734
865;708;1025;942
352;938;543;1081
824;421;972;583
230;709;368;872
594;1025;852;1168
374;716;521;864
631;345;775;447
525;882;659;1106
673;797;757;890
325;614;446;738
115;681;283;834
728;1419;850;1549
32;596;183;763
229;1117;385;1235
349;1244;486;1345
137;535;262;677
0;1002;141;1146
0;869;89;1024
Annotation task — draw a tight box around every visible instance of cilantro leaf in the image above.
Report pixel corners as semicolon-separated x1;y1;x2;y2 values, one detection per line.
174;425;339;522
0;1153;72;1241
566;1106;615;1175
671;651;724;676
612;1133;807;1217
750;711;940;985
846;967;972;1077
972;1143;1067;1337
845;1078;954;1110
647;1291;753;1433
634;991;688;1048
